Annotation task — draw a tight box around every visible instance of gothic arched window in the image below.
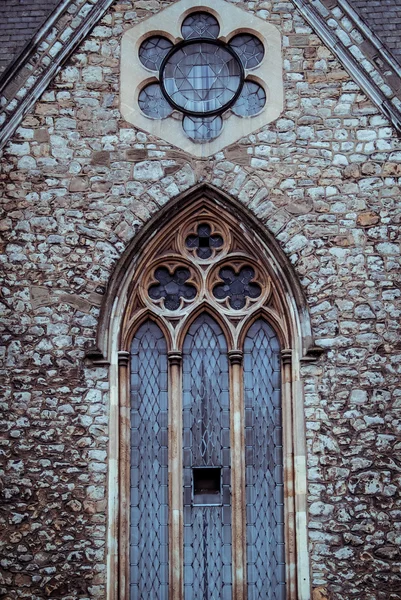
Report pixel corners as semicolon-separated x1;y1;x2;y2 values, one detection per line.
112;193;312;600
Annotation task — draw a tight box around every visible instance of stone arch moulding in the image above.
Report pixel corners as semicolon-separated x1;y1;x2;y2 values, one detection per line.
89;184;323;600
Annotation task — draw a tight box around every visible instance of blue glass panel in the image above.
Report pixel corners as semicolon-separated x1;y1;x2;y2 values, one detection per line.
244;319;285;600
130;321;168;599
183;314;232;599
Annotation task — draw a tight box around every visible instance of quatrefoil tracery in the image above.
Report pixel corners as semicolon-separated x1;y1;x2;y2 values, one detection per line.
212;265;261;310
185;223;224;260
142;221;269;317
147;265;198;311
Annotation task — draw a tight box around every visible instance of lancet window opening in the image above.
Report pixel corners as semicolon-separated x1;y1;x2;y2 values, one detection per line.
116;197;308;600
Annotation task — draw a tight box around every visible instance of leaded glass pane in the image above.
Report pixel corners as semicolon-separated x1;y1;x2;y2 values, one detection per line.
161;41;242;115
181;12;220;40
213;265;261;309
138;83;173;119
229;34;265;70
130;321;168;599
183;314;232;599
139;36;173;70
232;81;266;117
185;223;224;258
183;114;222;141
148;266;197;310
244;319;285;600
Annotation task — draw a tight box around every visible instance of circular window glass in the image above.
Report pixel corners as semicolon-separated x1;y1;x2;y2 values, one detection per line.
160;41;243;116
232;81;266;116
181;12;220;40
183;115;223;141
139;36;173;71
229;34;264;70
139;83;173;119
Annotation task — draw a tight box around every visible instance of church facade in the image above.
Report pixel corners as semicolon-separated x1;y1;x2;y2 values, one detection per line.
1;1;401;599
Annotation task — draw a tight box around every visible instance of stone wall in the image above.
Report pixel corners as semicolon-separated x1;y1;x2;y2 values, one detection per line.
1;0;401;598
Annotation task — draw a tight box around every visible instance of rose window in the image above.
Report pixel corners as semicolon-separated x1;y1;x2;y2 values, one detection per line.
137;12;266;142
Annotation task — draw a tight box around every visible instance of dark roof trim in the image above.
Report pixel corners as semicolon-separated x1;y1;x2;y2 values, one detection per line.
338;0;401;79
293;0;401;134
0;0;70;95
0;0;114;152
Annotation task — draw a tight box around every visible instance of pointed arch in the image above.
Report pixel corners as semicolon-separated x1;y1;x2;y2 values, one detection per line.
103;183;317;600
89;183;316;365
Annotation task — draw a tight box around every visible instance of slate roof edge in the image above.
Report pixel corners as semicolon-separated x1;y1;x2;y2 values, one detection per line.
1;0;401;152
292;0;401;135
0;0;71;96
0;0;115;152
337;0;401;79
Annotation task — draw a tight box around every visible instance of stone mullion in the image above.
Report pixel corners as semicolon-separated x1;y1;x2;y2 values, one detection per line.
118;350;130;600
168;351;184;600
229;350;247;600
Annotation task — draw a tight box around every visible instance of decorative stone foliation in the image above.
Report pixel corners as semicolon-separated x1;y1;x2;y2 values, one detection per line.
120;0;283;156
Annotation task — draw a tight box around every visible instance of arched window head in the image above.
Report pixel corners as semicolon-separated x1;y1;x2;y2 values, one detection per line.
105;190;316;600
112;195;315;600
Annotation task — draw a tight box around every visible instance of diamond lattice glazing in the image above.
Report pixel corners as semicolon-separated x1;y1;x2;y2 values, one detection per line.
183;315;232;599
244;319;285;600
229;34;265;70
130;321;169;599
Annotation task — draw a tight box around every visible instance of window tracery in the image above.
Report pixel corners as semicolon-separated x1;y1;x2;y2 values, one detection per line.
114;196;311;600
136;10;267;141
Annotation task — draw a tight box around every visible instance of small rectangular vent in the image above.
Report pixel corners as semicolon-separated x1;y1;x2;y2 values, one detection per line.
193;467;221;505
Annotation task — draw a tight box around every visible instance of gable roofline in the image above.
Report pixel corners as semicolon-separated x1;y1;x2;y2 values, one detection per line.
0;0;114;152
292;0;401;134
1;0;401;153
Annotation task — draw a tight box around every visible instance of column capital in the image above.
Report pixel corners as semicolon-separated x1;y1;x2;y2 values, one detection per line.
168;350;182;365
118;350;130;367
228;350;243;365
281;349;292;365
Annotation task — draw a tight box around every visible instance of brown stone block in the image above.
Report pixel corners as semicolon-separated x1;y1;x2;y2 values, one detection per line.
382;162;401;176
327;71;349;81
356;211;380;227
69;178;89;192
344;164;360;179
289;34;310;47
126;148;147;161
34;128;50;143
92;150;110;166
306;72;327;83
312;587;330;599
34;103;59;116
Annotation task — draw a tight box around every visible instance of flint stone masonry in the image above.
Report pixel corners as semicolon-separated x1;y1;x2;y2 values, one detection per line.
0;0;401;599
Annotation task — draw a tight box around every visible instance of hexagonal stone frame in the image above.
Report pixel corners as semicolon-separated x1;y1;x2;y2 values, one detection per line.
120;0;283;157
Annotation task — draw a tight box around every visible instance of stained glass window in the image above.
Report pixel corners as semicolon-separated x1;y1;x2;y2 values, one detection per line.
161;42;242;115
183;315;232;600
244;320;285;600
138;83;173;119
139;36;173;71
185;223;224;258
182;114;222;141
181;12;220;40
229;34;265;70
136;12;267;141
213;265;261;309
130;321;169;599
148;266;196;310
232;80;266;117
